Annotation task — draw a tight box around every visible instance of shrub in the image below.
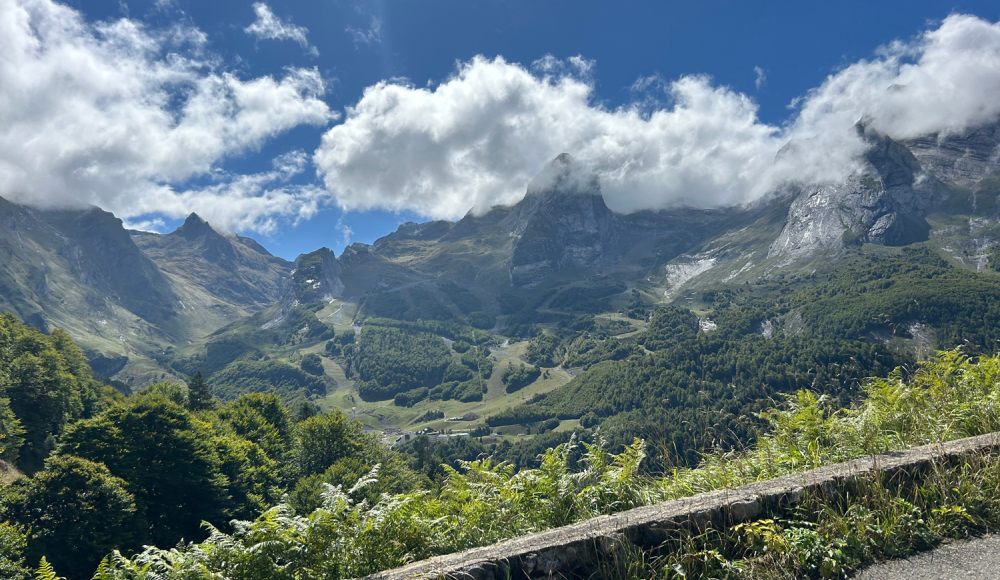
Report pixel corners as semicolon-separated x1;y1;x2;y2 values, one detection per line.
394;388;429;407
301;354;325;376
501;364;541;393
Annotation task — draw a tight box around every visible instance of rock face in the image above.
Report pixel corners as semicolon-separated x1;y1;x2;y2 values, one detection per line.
902;121;1000;189
263;247;346;330
290;247;345;304
44;206;179;326
0;198;178;330
502;154;618;286
132;213;292;310
769;124;950;259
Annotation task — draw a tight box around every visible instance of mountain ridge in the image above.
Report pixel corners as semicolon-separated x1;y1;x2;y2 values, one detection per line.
2;117;1000;391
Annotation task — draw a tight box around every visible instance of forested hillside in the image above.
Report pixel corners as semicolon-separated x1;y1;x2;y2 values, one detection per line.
481;247;1000;466
0;315;426;579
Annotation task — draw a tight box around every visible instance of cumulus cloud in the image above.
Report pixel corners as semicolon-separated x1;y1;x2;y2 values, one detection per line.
314;55;782;216
0;0;336;232
794;14;1000;140
245;2;317;55
315;14;1000;219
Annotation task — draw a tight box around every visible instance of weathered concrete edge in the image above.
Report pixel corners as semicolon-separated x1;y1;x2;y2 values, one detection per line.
360;432;1000;580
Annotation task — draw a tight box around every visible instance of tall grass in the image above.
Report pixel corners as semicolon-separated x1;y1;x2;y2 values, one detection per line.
662;348;1000;499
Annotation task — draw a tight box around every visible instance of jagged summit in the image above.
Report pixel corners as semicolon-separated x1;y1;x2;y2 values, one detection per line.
173;213;220;240
504;154;611;233
502;154;617;286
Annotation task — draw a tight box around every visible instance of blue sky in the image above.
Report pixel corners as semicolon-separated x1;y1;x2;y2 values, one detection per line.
7;0;1000;259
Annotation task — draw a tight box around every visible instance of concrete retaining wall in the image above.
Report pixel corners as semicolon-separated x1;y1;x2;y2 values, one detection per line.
360;432;1000;580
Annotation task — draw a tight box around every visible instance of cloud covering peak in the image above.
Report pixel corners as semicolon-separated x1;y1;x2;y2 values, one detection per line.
315;14;1000;219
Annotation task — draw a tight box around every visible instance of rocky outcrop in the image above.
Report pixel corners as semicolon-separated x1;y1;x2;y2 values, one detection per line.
291;247;345;303
902;121;1000;189
769;124;950;259
42;206;179;325
502;154;618;286
262;247;344;330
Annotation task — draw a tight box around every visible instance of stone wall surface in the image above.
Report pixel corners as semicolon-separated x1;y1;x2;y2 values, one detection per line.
359;433;1000;580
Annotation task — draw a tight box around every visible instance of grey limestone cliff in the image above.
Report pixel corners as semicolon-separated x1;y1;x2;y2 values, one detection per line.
502;154;618;286
902;121;1000;189
769;124;950;259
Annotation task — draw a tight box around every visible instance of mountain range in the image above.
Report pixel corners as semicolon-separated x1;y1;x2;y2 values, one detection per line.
1;119;999;395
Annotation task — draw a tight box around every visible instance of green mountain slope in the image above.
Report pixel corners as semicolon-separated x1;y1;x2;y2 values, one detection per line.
0;200;292;387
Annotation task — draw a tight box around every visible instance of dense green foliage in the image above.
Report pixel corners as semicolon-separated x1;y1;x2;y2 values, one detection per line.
491;302;897;465
210;359;327;403
0;456;140;578
170;338;263;378
0;314;119;472
525;333;561;366
299;354;324;376
791;248;1000;349
185;372;214;411
500;363;541;392
86;437;653;580
362;317;493;345
562;335;640;369
76;349;1000;580
0;318;429;578
59;396;231;547
466;311;496;330
0;385;423;579
351;326;451;401
0;521;30;580
363;286;453;321
393;387;429;407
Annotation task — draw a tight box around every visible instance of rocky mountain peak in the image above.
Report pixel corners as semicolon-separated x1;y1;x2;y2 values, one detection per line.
290;247;344;303
174;213;219;241
769;124;950;260
504;154;611;234
502;154;618;286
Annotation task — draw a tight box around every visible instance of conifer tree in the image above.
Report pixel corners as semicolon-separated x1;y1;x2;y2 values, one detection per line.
186;371;215;411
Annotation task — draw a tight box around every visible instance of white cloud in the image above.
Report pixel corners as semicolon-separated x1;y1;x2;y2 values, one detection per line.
117;148;330;234
245;2;317;55
160;159;330;234
121;217;166;232
346;16;381;47
334;215;354;248
794;14;1000;140
754;66;766;90
0;0;336;232
315;15;1000;219
314;55;782;217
